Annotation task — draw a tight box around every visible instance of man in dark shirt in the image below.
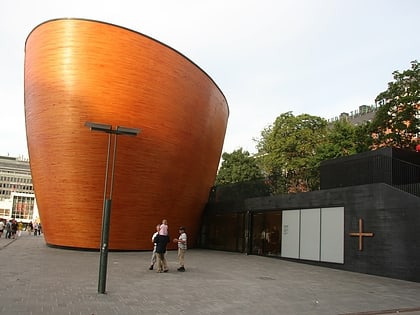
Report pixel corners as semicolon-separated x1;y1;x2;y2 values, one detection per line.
154;233;169;273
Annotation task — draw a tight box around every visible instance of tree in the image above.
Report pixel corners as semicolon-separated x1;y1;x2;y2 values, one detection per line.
316;119;358;162
370;60;420;149
354;121;374;153
256;112;328;193
316;119;372;163
215;148;262;185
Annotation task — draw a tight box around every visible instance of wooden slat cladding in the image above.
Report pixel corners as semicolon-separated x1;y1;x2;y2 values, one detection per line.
24;19;229;250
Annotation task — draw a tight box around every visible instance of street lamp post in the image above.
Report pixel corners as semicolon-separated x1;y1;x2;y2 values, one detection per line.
85;122;140;294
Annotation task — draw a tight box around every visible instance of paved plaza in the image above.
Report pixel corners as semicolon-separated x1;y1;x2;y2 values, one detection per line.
1;233;420;315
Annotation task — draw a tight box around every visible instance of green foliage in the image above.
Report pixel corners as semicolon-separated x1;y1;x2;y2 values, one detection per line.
316;119;372;162
215;148;263;185
354;122;374;153
210;179;271;202
214;61;419;197
316;119;357;161
370;60;420;149
255;112;328;193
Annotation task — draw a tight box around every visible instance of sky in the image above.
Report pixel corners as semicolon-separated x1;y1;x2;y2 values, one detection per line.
1;0;419;158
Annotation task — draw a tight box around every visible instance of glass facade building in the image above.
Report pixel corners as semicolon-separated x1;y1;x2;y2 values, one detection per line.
0;156;37;222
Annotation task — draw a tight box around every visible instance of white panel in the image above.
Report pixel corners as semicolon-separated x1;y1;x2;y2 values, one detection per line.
320;207;344;264
281;210;300;259
300;208;320;261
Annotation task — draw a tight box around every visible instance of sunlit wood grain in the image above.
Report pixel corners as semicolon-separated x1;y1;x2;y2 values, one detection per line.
24;18;229;250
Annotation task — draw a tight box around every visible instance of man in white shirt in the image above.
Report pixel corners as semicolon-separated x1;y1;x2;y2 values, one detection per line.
149;224;160;270
173;226;187;272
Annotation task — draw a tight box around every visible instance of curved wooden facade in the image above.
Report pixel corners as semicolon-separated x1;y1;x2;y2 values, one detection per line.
24;19;229;250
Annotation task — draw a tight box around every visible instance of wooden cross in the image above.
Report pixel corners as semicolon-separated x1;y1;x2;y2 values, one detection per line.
349;218;374;251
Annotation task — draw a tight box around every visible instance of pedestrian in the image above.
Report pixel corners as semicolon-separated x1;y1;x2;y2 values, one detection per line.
17;221;23;237
33;221;39;236
173;226;187;272
149;224;160;270
5;220;12;239
27;221;33;235
0;219;4;238
11;219;18;239
154;232;169;273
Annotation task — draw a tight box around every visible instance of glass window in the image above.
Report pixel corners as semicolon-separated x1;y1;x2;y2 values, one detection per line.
251;211;282;256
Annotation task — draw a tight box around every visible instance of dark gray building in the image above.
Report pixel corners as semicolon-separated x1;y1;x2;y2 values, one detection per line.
201;148;420;283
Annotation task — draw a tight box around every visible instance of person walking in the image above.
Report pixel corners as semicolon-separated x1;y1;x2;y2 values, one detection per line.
149;224;160;270
27;221;33;235
173;226;187;272
11;220;18;239
5;220;12;239
17;221;23;237
0;219;4;238
33;221;39;236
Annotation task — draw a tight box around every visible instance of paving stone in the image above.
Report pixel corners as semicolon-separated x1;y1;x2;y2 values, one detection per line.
1;234;420;314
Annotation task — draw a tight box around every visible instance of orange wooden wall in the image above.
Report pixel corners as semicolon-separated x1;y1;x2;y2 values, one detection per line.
24;19;229;250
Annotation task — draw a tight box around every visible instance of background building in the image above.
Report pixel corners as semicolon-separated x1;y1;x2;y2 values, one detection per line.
328;104;378;125
0;155;39;222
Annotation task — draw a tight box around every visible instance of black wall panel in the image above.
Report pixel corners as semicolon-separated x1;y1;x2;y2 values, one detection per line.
244;184;420;282
204;148;420;282
320;147;420;189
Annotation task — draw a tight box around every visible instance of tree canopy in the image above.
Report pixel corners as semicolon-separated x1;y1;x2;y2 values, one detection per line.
316;119;371;162
215;148;262;185
215;61;420;195
255;112;327;193
370;60;420;149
